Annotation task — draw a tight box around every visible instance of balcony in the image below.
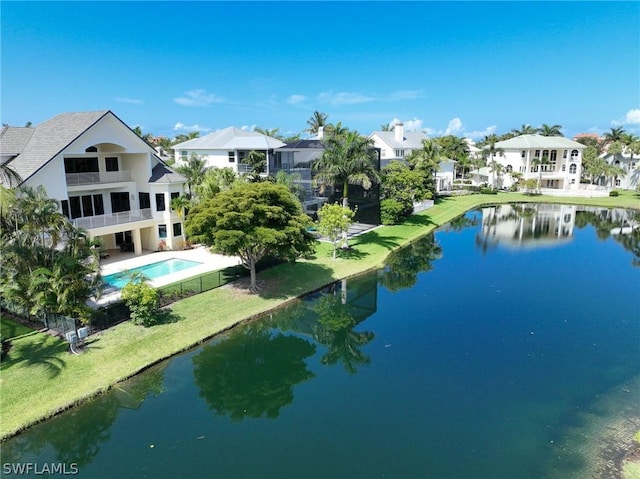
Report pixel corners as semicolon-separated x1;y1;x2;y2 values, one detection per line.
66;170;132;186
73;208;152;230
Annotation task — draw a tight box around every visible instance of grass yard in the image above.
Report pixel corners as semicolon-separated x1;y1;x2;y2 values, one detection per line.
1;191;639;440
1;316;36;341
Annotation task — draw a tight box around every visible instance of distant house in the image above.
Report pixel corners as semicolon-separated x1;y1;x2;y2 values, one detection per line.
435;159;456;193
276;128;382;224
172;127;285;175
599;149;639;190
0;110;186;254
369;122;428;168
274;137;329;214
492;134;585;191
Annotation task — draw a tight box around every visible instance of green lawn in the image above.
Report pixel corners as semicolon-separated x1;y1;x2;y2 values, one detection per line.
1;316;36;341
1;191;639;440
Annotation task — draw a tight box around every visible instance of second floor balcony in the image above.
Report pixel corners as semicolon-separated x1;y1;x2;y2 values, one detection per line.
66;170;132;186
73;208;152;230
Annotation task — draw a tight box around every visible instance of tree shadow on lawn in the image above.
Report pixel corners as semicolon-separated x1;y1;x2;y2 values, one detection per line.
1;334;68;377
350;230;403;252
152;309;183;326
402;213;436;228
226;262;337;301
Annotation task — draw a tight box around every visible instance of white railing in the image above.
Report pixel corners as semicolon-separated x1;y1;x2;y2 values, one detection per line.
73;208;152;229
66;170;132;186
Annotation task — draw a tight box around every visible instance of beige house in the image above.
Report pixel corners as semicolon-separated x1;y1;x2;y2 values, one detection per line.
0;110;187;254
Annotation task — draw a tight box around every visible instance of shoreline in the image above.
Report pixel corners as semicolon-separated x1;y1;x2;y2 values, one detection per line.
2;192;639;441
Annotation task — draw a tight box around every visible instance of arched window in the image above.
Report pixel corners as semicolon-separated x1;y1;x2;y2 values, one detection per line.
569;163;577;174
571;150;579;159
506;165;513;173
561;164;566;171
85;146;98;153
550;150;557;162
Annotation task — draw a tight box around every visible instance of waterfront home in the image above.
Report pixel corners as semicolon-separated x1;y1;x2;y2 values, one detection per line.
369;122;429;169
599;149;639;190
491;134;586;191
0;110;187;254
172;127;286;175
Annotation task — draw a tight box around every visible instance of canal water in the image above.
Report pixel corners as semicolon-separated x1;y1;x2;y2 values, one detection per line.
3;204;639;478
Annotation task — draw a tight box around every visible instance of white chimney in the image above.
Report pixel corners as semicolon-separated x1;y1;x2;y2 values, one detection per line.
394;122;404;142
317;126;324;140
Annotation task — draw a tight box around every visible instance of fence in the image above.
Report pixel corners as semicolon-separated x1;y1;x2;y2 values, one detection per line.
1;300;77;337
157;265;247;304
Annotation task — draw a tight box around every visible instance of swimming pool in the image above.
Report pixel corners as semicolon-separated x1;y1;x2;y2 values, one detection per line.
103;258;203;289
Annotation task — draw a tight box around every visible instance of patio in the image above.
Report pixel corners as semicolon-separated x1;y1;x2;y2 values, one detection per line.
94;245;241;307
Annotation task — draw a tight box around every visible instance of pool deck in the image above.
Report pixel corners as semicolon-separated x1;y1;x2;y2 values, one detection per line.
94;246;241;307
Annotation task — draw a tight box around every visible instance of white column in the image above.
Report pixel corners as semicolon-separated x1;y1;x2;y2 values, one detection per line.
133;228;142;255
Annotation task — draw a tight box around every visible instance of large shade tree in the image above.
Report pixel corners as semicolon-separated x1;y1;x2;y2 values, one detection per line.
185;182;315;292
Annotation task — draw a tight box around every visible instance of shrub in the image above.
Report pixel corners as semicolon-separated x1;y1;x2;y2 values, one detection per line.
609;190;620;197
381;198;408;225
121;282;160;326
479;187;498;195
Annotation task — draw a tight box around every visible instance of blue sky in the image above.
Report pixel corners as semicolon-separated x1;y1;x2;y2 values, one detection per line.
2;1;639;140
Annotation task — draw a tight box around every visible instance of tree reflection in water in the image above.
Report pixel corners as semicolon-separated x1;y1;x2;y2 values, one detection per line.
312;289;375;374
192;325;316;421
379;233;442;292
1;364;166;467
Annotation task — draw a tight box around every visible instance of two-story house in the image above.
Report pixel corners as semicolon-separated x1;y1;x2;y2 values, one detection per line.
368;122;429;169
491;135;585;191
0;110;186;254
172;127;286;175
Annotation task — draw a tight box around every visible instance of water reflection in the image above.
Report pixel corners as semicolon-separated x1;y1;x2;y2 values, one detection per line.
575;207;640;266
476;204;577;251
379;233;442;292
192;325;316;421
1;363;166;467
312;280;376;374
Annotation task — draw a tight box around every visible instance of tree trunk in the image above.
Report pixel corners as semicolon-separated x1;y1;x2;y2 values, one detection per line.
341;183;349;249
249;258;257;292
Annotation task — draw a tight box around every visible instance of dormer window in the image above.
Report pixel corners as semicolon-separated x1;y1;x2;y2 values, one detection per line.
85;146;98;153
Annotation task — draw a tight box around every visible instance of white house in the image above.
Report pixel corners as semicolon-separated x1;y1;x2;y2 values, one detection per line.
369;122;428;168
172;127;286;175
600;150;639;190
435;159;456;193
0;110;187;254
491;135;585;191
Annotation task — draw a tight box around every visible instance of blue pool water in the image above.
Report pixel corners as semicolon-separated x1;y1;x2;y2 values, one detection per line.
103;258;202;289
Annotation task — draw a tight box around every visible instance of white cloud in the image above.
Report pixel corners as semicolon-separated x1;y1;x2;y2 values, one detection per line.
173;89;224;107
286;94;307;105
388;90;424;101
173;122;210;132
241;125;257;131
317;91;375;106
445;118;463;135
115;97;143;105
624;108;640;124
464;125;497;140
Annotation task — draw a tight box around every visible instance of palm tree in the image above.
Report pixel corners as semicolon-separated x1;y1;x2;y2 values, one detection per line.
435;135;470;179
170;195;190;245
254;127;282;140
482;139;504;187
195;167;238;201
406;139;443;197
511;124;537;136
603;127;625;144
0;162;22;187
306;111;329;135
537;124;564;137
273;170;304;203
177;154;208;198
312;130;380;247
243;150;266;181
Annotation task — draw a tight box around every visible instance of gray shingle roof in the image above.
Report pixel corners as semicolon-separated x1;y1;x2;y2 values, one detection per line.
173;127;286;150
3;111;109;184
280;139;325;150
149;162;186;183
0;126;35;157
